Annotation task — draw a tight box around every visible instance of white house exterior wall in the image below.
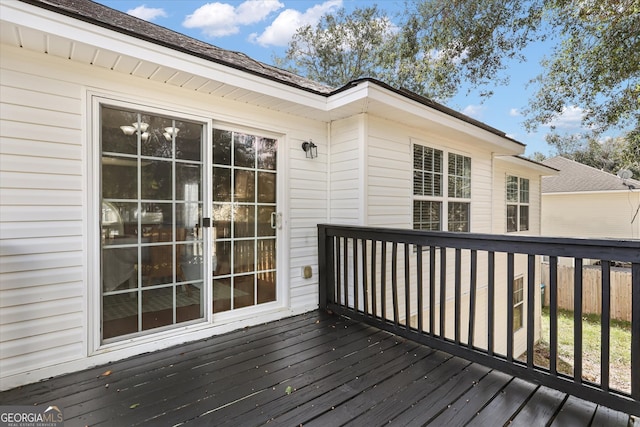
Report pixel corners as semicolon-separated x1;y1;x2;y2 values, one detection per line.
0;1;550;390
328;115;364;225
0;46;328;389
542;192;640;240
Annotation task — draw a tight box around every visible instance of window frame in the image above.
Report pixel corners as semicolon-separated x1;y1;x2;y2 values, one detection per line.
412;141;471;232
513;276;524;331
506;175;530;233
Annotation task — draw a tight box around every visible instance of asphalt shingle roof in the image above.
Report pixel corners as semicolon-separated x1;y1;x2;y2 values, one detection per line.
541;156;640;193
20;0;522;144
26;0;335;94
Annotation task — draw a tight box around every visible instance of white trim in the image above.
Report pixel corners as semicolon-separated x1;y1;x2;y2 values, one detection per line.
495;155;558;175
543;190;638;196
1;305;307;391
358;114;368;225
87;94;291;352
505;174;530;234
0;1;328;112
2;1;527;156
208;123;289;315
410;138;472;232
89;92;214;353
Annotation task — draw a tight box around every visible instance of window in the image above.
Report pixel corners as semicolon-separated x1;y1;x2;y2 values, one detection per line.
506;176;529;232
513;277;524;331
413;143;471;231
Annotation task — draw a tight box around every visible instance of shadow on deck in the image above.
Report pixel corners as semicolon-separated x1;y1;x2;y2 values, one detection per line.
0;311;634;426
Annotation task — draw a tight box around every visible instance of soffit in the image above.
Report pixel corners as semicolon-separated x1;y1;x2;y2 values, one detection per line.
0;1;333;121
1;1;526;155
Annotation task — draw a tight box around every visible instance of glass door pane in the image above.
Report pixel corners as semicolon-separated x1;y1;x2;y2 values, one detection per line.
212;129;277;313
100;106;205;341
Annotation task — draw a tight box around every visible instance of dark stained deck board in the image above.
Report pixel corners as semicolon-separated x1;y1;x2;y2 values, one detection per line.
336;358;482;426
551;395;598;426
510;385;567;426
84;316;374;425
0;311;634;427
7;312;342;423
1;311;319;405
142;325;397;426
591;404;635;427
213;335;430;426
423;369;513;426
285;350;457;426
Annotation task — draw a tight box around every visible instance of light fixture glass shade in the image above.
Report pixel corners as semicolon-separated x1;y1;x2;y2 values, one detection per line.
164;127;179;136
120;125;136;135
132;122;149;132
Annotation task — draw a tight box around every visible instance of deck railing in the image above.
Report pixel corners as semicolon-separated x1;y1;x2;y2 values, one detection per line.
318;224;640;416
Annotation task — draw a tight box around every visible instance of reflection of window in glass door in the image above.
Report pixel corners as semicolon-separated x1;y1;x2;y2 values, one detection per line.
212;129;277;313
100;105;205;341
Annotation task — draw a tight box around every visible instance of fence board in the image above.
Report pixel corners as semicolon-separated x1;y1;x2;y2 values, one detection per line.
541;264;631;322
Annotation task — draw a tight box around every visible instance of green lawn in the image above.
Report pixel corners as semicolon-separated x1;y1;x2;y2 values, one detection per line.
536;307;631;393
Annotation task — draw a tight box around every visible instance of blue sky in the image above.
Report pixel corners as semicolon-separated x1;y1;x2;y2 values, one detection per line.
96;0;589;156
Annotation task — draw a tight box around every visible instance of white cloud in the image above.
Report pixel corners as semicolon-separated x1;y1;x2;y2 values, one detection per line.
183;1;284;38
509;108;520;117
250;0;342;47
127;5;167;21
544;105;586;129
462;104;485;119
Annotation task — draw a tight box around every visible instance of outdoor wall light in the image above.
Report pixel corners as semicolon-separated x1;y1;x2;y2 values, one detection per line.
301;140;318;159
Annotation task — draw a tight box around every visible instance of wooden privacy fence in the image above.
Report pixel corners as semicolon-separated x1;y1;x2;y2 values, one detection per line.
542;264;632;322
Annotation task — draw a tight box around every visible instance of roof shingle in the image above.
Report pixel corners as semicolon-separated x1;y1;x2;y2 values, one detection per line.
541;156;640;193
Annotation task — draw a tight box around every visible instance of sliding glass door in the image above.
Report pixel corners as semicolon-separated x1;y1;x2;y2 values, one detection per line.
100;105;205;340
99;104;280;342
211;129;278;313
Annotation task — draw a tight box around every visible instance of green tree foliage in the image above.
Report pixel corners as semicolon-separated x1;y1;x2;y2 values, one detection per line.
545;131;640;177
523;0;640;138
277;0;639;150
273;6;391;89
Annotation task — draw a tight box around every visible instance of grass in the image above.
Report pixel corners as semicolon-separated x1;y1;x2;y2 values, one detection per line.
533;307;632;393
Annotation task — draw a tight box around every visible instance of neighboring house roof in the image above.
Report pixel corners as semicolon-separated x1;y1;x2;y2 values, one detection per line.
18;0;521;146
541;156;640;193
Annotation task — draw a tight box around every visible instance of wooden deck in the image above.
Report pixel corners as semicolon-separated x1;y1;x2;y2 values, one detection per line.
1;311;634;426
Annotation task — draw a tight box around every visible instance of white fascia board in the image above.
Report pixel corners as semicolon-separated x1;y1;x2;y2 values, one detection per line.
328;81;525;155
1;1;328;112
326;81;371;110
495;155;559;175
543;190;637;196
369;84;525;155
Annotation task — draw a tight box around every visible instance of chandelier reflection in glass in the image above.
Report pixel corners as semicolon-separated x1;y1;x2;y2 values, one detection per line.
120;122;179;141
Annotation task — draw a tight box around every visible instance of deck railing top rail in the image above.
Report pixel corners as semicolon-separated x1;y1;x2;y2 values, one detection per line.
319;224;640;262
318;224;640;416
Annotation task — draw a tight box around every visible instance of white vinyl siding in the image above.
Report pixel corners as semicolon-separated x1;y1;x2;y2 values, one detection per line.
329;116;363;225
0;46;329;388
0;57;85;377
367;118;411;228
542;191;640;239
